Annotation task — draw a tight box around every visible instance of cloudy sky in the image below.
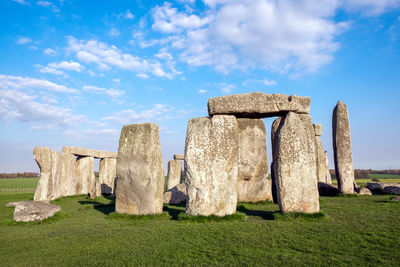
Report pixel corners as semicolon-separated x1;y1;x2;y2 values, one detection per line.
1;0;399;172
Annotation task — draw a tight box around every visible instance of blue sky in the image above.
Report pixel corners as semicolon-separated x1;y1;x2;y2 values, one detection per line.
0;0;399;172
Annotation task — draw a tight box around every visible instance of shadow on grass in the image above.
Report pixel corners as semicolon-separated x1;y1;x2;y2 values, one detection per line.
237;204;276;220
163;204;185;220
78;197;115;215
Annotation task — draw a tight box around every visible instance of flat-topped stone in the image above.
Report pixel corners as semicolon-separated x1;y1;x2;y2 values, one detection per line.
7;201;61;222
62;146;117;159
208;92;310;118
173;154;184;160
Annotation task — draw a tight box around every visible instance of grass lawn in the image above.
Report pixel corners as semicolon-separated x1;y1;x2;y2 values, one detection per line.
370;173;400;179
0;190;399;266
0;178;39;190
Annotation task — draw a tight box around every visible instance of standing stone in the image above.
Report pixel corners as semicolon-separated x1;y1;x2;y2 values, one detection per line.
59;153;77;197
33;147;53;201
99;158;117;194
76;156;95;195
184;115;239;216
116;123;164;215
270;117;282;204
325;152;332;184
313;124;330;183
174;154;184;160
166;160;182;191
49;150;62;200
90;181;102;199
332;101;355;194
273;112;320;213
237;118;272;202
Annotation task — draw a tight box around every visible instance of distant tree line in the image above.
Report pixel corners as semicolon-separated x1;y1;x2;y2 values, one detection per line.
329;169;400;179
0;172;39;178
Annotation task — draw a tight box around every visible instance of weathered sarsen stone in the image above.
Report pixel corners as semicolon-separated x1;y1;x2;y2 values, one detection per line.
8;201;61;222
273;112;320;213
166;160;182;190
59;153;77;197
208;92;310;118
237;118;272;202
62;146;117;159
173;154;184;160
185;115;239;216
270;117;282;204
76;156;95;195
333;101;355;194
99;158;117;194
116;123;164;215
163;184;188;204
33;147;53;201
313;124;329;184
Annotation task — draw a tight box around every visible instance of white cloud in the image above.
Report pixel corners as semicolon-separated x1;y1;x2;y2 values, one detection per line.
342;0;400;16
125;10;134;19
82;85;124;98
38;61;84;75
44;48;57;56
109;28;121;37
12;0;29;5
137;73;149;79
263;78;276;86
37;1;60;13
0;74;78;93
243;78;277;86
16;37;32;44
221;84;235;94
112;78;120;83
67;36;178;79
198;89;207;93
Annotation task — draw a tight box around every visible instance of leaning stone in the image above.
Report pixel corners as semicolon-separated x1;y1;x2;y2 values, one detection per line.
318;182;339;196
62;146;117;159
33;147;53;201
185;115;239;216
59;153;77;197
11;201;61;222
208;92;310;118
237;118;272;202
166;160;182;191
332;101;355;194
273;112;320;213
163;184;188;204
99;158;117;194
313;124;322;136
173;154;184;160
76;156;95;195
356;187;372;195
116;123;164;215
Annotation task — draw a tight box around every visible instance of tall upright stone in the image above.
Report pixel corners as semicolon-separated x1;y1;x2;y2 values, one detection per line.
185;115;239;216
166;160;182;191
49;150;62;200
273;112;320;213
99;158;117;194
76;156;95;195
270;117;282;204
33;147;53;201
59;153;77;197
325;152;332;184
313;124;329;183
332;101;355;194
237;118;272;202
116;123;164;215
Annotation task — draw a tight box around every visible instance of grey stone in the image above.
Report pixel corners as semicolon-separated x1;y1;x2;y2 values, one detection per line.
237;118;272;202
166;160;182;191
318;182;339;196
366;181;383;192
325;152;332;184
382;184;400;195
10;201;61;222
391;196;400;202
49;150;61;200
333;101;355;194
62;146;117;159
76;156;95;195
208;92;310;118
356;187;372;195
90;181;102;199
59;153;77;197
184;115;239;216
99;158;117;194
116;123;164;215
173;154;184;160
315;136;329;183
163;184;188;204
270;117;282;204
33;147;53;201
313;124;322;136
273;112;320;213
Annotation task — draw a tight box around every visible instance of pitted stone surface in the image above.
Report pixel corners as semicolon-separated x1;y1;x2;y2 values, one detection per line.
62;146;117;159
99;158;117;194
59;153;77;197
76;156;95;195
33;147;53;201
116;123;164;215
208;92;310;118
325;152;332;184
9;201;61;222
237;118;272;202
163;184;188;204
273;112;320;213
167;160;182;190
270;117;282;204
313;124;322;136
315;134;330;184
184;115;239;216
333;101;355;194
173;154;184;160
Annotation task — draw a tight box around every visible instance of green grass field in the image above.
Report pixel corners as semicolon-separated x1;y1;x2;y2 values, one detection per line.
1;188;399;266
0;178;39;190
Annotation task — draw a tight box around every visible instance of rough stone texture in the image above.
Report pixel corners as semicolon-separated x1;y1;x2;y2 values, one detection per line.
49;150;62;200
237;118;272;202
333;101;355;194
356;187;372;195
116;123;164;215
62;146;117;159
166;160;182;191
391;196;400;202
163;184;188;204
273;112;320;213
174;154;184;160
325;152;332;184
315;136;329;183
76;156;95;195
208;92;310;118
313;124;322;136
184;115;239;216
9;201;61;222
366;182;400;195
99;158;117;194
90;181;102;199
318;182;339;196
270;118;282;204
366;181;383;192
59;153;77;197
33;147;53;201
